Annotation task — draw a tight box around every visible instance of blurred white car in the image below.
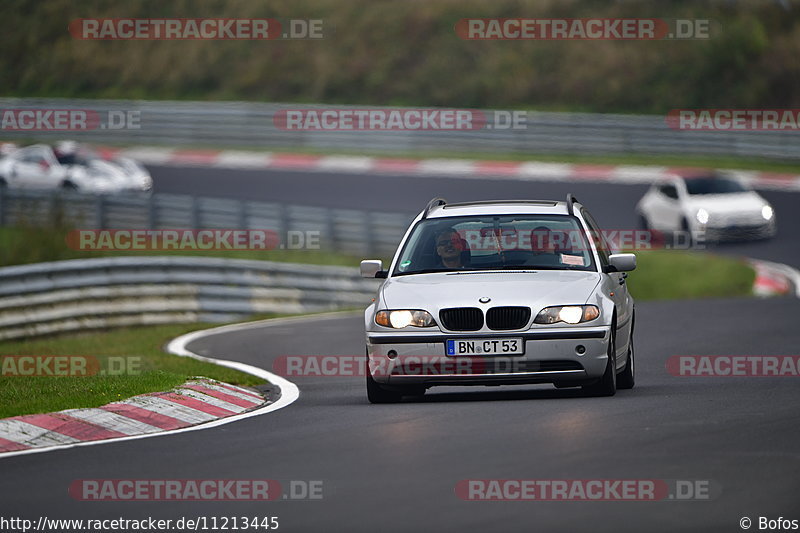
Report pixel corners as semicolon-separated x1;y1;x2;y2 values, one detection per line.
0;142;152;194
635;173;776;242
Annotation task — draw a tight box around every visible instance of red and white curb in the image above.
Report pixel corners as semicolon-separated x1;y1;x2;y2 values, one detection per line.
0;379;265;454
749;259;800;298
96;146;800;192
0;313;321;459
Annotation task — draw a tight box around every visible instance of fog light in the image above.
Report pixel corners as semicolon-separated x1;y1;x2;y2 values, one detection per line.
575;345;586;355
387;350;398;359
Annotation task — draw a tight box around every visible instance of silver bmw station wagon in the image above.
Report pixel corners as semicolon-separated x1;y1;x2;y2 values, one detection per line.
361;195;636;403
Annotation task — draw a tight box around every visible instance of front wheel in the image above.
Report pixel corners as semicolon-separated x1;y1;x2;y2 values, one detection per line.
677;217;696;248
366;349;402;403
617;331;635;390
583;328;617;397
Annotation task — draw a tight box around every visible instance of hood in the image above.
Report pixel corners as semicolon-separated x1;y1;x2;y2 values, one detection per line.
381;270;602;312
684;191;767;215
78;158;151;190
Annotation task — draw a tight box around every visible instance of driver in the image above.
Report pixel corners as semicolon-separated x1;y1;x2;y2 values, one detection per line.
53;141;79;165
434;228;469;269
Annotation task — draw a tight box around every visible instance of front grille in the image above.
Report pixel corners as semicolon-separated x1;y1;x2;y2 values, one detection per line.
486;306;531;330
439;307;484;331
710;224;773;242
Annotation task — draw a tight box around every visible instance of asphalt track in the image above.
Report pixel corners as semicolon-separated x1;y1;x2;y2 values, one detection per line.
150;165;800;267
0;165;797;532
1;298;798;532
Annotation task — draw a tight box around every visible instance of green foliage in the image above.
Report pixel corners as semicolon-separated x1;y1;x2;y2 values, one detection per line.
626;250;756;301
0;323;265;418
2;0;799;112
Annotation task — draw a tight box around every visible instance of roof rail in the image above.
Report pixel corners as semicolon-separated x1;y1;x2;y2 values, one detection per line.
566;193;579;215
422;197;447;219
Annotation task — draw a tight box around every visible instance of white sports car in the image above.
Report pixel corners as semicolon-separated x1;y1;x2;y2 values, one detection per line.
635;173;776;242
0;142;152;194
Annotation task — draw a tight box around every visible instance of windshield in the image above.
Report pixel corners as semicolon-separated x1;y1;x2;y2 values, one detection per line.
684;177;748;195
392;214;597;275
55;146;100;166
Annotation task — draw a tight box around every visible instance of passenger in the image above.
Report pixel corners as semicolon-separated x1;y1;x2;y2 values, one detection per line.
527;226;562;266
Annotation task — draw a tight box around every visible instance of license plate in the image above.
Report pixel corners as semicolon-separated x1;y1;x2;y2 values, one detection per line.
446;338;524;356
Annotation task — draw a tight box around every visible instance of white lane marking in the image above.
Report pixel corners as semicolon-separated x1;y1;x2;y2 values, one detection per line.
610;165;669;183
215;151;273;168
122;396;217;424
63;409;163;436
0;419;80;447
190;381;263;405
417;159;476;176
118;147;176;165
0;311;359;459
174;388;248;413
317;156;375;172
516;162;574;180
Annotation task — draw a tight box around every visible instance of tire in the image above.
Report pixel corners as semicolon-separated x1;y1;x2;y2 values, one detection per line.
583;326;617;397
0;177;6;189
638;214;649;230
617;324;635;390
61;181;77;191
366;349;402;404
678;217;695;248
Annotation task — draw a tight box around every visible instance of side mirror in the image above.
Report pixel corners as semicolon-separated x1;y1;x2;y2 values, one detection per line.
360;259;387;279
604;253;637;273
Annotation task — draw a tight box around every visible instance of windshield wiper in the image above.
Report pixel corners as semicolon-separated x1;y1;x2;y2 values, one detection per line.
393;268;455;276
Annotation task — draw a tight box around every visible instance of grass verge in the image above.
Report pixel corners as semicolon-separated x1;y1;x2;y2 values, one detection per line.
0;322;269;419
626;250;755;301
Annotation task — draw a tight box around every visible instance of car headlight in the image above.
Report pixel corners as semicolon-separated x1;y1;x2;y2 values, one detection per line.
696;208;709;225
761;205;774;221
375;309;436;328
534;305;600;325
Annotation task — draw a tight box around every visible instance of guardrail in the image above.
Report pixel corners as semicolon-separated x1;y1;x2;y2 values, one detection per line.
0;256;381;340
0;188;414;258
1;97;797;160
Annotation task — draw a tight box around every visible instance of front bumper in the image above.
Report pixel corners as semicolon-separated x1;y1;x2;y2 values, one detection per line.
366;327;610;387
702;220;776;242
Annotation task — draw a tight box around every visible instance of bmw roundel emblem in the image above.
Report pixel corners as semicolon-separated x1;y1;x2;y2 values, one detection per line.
479;297;491;303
